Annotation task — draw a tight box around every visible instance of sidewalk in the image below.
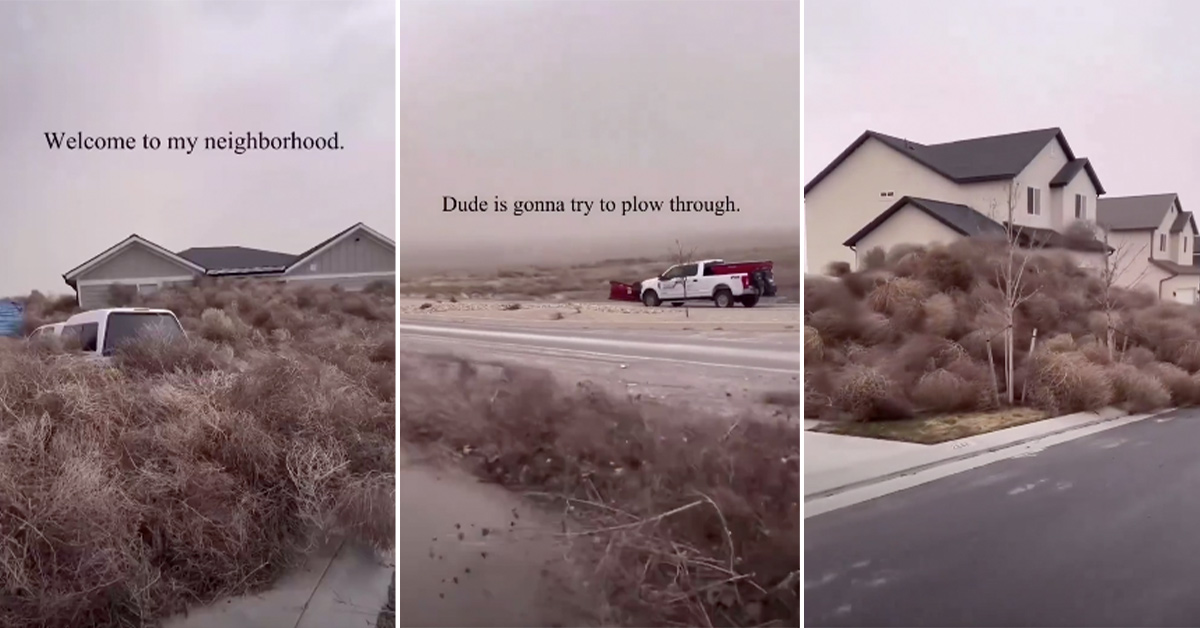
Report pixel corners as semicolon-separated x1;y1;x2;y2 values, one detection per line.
805;406;1136;500
163;538;394;628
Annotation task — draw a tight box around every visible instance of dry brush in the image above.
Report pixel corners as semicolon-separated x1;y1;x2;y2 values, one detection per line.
808;238;1200;421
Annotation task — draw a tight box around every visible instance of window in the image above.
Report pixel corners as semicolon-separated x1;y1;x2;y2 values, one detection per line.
62;323;98;352
102;312;184;356
136;283;159;295
1161;233;1167;251
309;263;318;272
1075;194;1087;219
1027;187;1041;215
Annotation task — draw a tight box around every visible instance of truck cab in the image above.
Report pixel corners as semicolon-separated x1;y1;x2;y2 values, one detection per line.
57;307;186;358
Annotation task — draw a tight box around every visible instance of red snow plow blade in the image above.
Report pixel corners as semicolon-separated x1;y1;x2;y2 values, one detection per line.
609;281;641;302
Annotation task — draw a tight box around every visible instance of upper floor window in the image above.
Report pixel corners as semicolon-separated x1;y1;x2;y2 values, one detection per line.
1075;194;1087;220
1161;233;1167;251
1026;187;1041;215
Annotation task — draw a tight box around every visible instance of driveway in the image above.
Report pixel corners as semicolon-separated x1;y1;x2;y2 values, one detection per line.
806;408;1199;627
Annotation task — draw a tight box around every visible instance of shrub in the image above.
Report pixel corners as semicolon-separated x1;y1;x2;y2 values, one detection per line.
911;368;979;413
833;365;913;422
1146;362;1200;406
1025;350;1113;414
1107;362;1171;413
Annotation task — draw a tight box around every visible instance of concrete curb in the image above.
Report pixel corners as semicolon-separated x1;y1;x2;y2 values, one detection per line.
804;406;1158;500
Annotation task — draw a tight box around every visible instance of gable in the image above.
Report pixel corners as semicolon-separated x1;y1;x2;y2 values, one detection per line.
806;127;1105;196
75;241;203;281
286;225;394;276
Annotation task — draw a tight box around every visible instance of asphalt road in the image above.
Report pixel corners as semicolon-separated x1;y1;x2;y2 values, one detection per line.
398;321;801;374
805;408;1200;628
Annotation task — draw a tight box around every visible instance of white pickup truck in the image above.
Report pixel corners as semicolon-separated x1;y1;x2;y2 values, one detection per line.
610;258;777;308
29;307;186;358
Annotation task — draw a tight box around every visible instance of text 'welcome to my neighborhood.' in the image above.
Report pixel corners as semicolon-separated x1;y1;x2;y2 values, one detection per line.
43;131;343;155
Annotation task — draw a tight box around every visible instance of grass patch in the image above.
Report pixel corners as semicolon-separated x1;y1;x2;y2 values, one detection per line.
816;407;1049;444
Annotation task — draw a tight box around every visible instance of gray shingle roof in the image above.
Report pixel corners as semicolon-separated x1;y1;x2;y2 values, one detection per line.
843;197;1006;247
844;196;1111;253
806;127;1106;195
1170;211;1196;234
1050;158;1093;188
1096;194;1178;231
1150;259;1200;276
177;246;296;272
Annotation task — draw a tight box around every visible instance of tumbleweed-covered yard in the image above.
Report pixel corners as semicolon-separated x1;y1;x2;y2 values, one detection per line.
0;280;394;628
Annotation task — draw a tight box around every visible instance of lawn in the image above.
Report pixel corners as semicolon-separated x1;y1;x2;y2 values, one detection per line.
814;407;1049;444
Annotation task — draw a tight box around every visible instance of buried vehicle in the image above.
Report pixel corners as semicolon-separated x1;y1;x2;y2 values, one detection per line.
609;258;776;308
36;307;187;358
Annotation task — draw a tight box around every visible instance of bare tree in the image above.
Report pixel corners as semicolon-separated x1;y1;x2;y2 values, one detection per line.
988;182;1040;405
1074;220;1149;360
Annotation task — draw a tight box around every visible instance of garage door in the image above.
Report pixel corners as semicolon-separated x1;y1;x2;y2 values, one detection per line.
1175;288;1197;304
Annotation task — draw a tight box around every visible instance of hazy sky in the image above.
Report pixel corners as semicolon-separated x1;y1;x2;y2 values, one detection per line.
807;0;1200;203
0;0;395;297
399;0;801;267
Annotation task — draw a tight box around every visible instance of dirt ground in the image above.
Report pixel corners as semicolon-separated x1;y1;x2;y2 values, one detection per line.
399;241;801;303
398;298;801;332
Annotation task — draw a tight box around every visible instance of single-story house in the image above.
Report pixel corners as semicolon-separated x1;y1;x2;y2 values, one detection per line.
63;222;394;308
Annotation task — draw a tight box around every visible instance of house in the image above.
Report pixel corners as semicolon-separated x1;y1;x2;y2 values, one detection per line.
1096;194;1200;303
62;222;394;308
804;127;1108;272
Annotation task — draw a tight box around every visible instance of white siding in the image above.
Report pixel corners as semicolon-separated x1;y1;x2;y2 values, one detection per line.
852;204;964;269
805;138;965;271
1105;230;1155;291
806;135;1076;272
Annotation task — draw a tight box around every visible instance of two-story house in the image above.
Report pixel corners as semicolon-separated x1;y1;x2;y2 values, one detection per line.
1096;193;1200;303
804;127;1109;272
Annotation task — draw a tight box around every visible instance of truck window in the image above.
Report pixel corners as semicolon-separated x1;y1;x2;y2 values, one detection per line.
103;312;184;355
678;264;698;277
65;323;99;352
661;265;686;280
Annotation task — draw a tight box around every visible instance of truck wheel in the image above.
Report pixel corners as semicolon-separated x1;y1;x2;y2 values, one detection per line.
740;295;760;308
642;290;661;307
671;302;683;307
714;289;733;308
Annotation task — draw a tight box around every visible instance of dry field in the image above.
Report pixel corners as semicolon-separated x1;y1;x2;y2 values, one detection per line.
0;280;394;628
399;243;801;303
806;238;1200;432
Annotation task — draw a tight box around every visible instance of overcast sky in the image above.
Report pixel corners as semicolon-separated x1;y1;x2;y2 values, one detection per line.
0;0;394;297
807;0;1200;203
399;0;800;267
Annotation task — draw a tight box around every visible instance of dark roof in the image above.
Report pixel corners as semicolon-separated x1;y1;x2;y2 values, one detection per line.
1150;259;1200;276
177;246;296;272
1170;211;1196;234
806;127;1106;196
1096;194;1178;231
843;197;1007;247
1049;158;1100;189
1010;224;1112;253
843;196;1112;253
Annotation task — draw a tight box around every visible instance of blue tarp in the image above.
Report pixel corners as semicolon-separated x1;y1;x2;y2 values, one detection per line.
0;301;25;338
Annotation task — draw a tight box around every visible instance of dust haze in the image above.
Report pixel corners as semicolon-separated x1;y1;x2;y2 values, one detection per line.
0;0;395;297
399;0;801;274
